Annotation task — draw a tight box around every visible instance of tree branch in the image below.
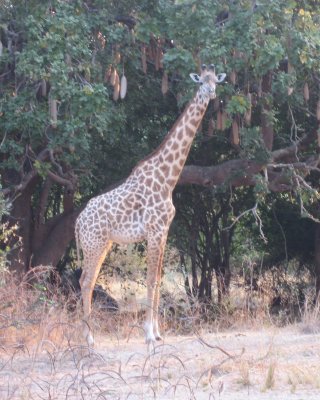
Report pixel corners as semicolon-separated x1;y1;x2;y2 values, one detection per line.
1;148;49;197
179;130;318;190
46;171;74;191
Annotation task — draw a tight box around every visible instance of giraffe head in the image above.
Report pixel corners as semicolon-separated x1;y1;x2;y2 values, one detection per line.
190;64;226;100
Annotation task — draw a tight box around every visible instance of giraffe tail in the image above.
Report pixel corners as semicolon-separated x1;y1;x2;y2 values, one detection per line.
74;219;82;269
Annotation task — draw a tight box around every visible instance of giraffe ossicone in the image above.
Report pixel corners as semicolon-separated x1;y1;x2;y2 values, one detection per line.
75;64;226;345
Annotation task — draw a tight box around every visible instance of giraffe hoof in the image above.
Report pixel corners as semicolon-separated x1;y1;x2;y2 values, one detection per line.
155;335;163;341
145;334;156;344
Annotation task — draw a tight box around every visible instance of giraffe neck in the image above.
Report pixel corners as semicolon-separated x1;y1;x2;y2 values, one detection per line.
133;90;210;190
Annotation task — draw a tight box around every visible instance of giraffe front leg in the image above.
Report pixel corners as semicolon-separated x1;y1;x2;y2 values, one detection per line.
145;234;166;343
153;289;162;341
152;239;166;341
145;266;157;344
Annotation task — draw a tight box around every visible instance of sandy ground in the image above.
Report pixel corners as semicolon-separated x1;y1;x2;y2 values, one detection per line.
1;325;320;399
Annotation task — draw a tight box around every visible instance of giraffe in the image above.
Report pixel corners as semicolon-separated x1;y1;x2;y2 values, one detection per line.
75;64;226;345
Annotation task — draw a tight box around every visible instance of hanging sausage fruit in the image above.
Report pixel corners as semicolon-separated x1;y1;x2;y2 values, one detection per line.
287;61;294;95
230;70;237;85
161;71;169;95
49;98;57;128
114;50;121;64
216;110;226;131
120;73;127;99
141;45;147;74
113;71;120;101
216;110;223;130
316;100;320;122
207;117;215;136
244;93;252;126
110;67;118;86
41;79;47;97
303;82;309;102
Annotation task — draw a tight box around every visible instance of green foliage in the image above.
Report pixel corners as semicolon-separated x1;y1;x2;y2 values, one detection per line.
226;95;250;116
163;48;195;74
0;0;319;279
240;127;271;163
0;186;14;272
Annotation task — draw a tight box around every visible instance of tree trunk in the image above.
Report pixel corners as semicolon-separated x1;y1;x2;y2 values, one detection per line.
4;173;82;273
180;251;193;299
216;266;231;305
189;216;199;297
3;169;38;276
31;210;80;267
7;189;33;276
216;226;231;304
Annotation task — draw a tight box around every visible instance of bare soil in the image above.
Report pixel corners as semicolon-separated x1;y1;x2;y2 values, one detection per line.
1;325;320;399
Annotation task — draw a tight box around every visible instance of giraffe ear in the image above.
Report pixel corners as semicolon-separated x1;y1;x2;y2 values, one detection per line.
216;73;226;83
190;73;202;83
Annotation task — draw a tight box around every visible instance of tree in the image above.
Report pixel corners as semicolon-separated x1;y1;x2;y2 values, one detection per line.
0;0;319;291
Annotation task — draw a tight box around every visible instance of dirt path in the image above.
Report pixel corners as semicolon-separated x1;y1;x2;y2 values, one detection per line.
1;326;320;399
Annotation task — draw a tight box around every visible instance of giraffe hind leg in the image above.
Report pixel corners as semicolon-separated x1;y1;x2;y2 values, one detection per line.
80;241;112;346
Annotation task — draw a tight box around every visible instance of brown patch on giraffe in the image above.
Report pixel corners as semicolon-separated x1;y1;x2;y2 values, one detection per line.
185;125;195;138
172;142;179;151
162;148;169;157
161;187;169;199
171;164;181;177
160;164;170;176
165;153;174;163
189;119;198;128
153;182;161;192
182;139;189;148
145;178;152;187
133;202;141;210
155;169;165;184
177;128;184;141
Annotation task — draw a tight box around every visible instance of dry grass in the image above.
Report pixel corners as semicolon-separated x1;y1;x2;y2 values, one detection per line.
261;361;276;391
299;296;320;334
1;268;320;399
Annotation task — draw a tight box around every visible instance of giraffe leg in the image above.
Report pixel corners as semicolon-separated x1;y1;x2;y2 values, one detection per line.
145;235;166;343
152;236;167;341
80;241;112;346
